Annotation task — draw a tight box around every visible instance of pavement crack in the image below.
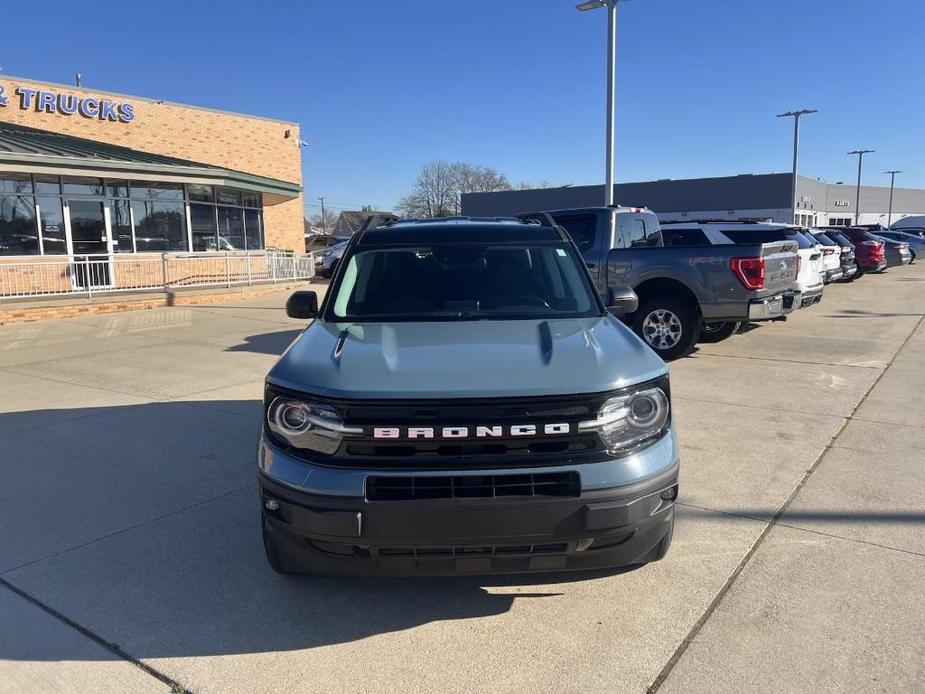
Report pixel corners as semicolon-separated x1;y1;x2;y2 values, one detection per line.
647;313;925;693
0;578;196;694
691;351;885;370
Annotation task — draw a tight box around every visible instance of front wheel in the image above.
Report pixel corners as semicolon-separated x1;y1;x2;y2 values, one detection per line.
698;320;739;343
631;297;700;361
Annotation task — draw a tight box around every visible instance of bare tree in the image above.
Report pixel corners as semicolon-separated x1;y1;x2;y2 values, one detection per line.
399;160;513;218
516;180;568;190
309;208;338;233
398;160;458;218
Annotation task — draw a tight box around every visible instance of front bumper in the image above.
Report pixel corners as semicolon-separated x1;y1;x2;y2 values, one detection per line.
747;290;799;322
258;432;679;575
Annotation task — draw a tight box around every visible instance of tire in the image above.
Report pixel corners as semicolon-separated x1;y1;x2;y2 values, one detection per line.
631;296;700;360
698;320;739;344
262;517;299;575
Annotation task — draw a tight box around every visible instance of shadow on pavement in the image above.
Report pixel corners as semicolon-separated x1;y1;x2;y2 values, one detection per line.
679;503;925;524
826;309;925;318
225;329;302;355
0;400;604;663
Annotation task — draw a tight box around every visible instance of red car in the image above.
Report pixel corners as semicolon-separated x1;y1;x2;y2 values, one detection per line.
834;228;887;274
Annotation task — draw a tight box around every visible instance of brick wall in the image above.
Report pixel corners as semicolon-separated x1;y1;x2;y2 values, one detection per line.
0;76;305;252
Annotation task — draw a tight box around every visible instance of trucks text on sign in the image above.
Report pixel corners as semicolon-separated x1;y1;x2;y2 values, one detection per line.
0;84;135;123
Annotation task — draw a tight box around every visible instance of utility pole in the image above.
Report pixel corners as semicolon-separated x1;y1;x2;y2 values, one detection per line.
847;150;874;225
776;109;817;224
577;0;628;207
884;170;902;229
318;197;326;234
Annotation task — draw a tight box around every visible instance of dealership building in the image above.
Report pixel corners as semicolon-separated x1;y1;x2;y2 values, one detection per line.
0;75;306;299
462;173;925;228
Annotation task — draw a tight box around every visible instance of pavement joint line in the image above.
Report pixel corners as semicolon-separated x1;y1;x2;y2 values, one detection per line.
0;578;194;694
0;365;156;401
676;502;925;559
690;350;885;370
2;483;255;578
2;366;168;400
647;312;925;693
671;394;848;421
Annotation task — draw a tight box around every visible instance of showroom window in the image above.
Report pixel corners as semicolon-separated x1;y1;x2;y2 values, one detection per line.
0;188;38;256
0;174;265;255
188;184;263;252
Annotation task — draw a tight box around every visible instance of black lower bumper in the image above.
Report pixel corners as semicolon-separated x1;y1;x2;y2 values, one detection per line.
259;464;679;575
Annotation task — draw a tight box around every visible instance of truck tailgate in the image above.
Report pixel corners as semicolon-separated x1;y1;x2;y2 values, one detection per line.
758;241;799;294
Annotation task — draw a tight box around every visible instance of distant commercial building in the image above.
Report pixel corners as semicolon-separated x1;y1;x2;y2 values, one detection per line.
462;173;925;228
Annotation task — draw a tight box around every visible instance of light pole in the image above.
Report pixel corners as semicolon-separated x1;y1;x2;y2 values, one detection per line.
776;109;817;224
318;197;326;234
847;150;874;225
884;170;902;229
576;0;629;207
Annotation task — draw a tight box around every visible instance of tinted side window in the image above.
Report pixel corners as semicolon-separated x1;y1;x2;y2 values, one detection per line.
618;214;662;248
720;229;787;244
662;227;709;247
553;215;597;252
787;232;815;249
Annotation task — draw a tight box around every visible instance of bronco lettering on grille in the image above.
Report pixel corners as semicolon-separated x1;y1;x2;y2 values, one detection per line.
371;423;571;439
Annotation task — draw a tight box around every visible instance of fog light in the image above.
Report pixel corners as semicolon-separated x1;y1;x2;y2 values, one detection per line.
660;485;678;501
264;498;280;511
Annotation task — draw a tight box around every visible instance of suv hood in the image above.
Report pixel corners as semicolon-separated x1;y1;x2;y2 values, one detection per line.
268;315;667;399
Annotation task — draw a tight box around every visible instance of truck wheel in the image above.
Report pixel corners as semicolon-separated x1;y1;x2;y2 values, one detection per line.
262;518;298;575
698;320;739;343
632;297;699;360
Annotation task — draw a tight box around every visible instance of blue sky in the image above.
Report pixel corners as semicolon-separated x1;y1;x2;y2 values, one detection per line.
5;0;924;217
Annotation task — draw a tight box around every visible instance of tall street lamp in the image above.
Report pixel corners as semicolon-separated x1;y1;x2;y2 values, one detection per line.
847;149;874;225
884;170;903;229
576;0;630;207
776;109;817;224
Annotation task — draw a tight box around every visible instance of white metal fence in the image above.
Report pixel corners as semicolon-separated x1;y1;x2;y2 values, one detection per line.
0;250;318;301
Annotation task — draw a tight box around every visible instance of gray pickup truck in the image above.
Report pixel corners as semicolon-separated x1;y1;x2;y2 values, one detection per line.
259;217;679;576
533;207;801;359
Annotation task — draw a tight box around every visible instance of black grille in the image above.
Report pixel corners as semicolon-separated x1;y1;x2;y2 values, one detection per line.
334;392;609;465
376;543;569;557
345;437;598;458
366;471;580;501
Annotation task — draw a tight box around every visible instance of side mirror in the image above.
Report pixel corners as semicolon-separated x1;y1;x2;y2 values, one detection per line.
606;286;639;316
286;290;319;319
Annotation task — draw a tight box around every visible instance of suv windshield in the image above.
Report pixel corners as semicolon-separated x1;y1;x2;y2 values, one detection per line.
328;242;601;322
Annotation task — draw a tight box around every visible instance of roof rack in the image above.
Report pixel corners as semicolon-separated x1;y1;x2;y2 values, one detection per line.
661;219;762;225
385;216;526;226
516;211;571;242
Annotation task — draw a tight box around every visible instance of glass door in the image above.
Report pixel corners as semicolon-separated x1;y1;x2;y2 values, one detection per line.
67;199;113;288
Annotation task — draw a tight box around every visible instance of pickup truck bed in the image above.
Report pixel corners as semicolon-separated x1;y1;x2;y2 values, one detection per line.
542;207;800;359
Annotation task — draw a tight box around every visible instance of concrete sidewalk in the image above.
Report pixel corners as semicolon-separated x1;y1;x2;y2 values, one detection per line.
0;271;922;693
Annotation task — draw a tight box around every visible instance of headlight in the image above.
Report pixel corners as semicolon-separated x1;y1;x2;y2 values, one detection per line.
266;395;361;455
578;385;670;454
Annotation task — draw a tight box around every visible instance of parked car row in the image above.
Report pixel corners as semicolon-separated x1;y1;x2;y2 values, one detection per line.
307;209;915;362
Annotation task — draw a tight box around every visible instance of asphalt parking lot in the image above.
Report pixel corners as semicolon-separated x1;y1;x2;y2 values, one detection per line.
2;266;924;694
